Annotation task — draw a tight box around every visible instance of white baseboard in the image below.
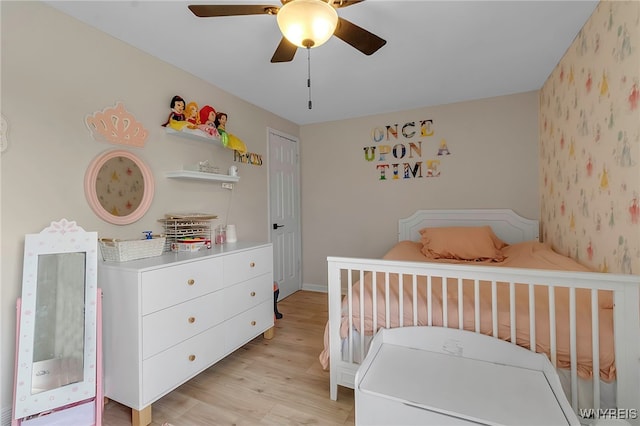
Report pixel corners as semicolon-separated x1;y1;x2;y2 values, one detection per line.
2;406;12;426
301;283;327;293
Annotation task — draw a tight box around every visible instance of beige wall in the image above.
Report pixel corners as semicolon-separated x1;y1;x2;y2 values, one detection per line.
540;0;640;274
300;91;540;290
0;1;298;414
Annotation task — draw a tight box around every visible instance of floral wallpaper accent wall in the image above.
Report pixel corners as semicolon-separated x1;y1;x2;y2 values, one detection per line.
540;0;640;274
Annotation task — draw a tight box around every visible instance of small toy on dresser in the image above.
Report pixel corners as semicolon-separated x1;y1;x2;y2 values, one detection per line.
170;238;211;252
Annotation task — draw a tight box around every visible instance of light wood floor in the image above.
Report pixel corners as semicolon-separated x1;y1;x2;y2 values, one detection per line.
102;290;355;426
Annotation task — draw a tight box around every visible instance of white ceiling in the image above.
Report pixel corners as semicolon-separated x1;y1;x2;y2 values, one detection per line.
45;0;598;125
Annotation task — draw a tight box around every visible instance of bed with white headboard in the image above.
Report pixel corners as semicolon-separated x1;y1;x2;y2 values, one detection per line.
397;208;540;244
322;209;640;424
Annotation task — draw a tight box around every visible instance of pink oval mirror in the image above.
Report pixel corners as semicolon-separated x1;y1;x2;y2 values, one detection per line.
84;149;154;225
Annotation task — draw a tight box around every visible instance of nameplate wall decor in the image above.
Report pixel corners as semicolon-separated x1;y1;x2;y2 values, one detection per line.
234;150;263;166
363;119;452;181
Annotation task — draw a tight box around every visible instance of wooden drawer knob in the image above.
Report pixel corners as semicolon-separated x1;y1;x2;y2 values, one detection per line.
188;354;196;362
188;316;196;324
187;279;195;286
251;320;256;326
250;291;256;297
249;262;255;268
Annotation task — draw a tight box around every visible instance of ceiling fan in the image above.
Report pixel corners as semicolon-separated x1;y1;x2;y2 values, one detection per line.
188;0;387;63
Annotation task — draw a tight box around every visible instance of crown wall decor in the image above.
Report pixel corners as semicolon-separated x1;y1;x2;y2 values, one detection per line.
86;102;148;147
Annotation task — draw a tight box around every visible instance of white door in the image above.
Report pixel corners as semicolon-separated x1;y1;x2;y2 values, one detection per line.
268;128;301;300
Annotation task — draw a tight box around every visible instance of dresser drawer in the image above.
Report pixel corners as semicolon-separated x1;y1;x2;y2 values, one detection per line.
223;274;271;318
224;299;273;353
142;290;225;359
141;257;223;315
142;324;225;405
223;246;272;286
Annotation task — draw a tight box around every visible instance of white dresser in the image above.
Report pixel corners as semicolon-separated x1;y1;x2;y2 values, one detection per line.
98;242;274;426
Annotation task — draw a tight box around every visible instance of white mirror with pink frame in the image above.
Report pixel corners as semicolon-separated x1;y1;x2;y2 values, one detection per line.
13;219;102;425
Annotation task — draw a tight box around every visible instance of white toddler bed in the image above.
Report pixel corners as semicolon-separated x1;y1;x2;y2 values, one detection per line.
324;209;640;424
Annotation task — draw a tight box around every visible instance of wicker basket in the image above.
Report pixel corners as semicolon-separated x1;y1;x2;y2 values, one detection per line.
99;237;166;262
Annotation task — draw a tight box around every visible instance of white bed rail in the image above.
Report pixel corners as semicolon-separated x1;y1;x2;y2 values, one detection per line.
327;256;640;424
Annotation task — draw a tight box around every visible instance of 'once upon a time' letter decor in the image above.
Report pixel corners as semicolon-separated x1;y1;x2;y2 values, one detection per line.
363;119;452;181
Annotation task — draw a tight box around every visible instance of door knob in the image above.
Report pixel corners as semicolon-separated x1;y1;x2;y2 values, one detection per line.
273;223;285;230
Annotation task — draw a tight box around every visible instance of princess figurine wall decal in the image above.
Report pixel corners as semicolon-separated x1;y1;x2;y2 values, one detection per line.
215;111;247;154
185;101;200;125
161;98;246;151
162;95;196;131
197;105;220;138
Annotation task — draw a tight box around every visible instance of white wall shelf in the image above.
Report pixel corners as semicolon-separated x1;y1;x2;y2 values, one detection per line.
165;127;223;148
164;127;238;183
165;170;240;182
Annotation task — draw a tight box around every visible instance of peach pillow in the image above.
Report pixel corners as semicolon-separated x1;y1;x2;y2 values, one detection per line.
419;226;507;261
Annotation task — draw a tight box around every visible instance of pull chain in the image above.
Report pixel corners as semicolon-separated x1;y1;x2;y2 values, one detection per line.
307;46;312;110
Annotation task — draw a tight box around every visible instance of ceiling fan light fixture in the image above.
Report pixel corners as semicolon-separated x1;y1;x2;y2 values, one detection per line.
277;0;338;48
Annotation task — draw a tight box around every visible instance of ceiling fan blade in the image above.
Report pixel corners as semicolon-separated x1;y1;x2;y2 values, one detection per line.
188;4;279;17
271;37;298;63
333;17;386;56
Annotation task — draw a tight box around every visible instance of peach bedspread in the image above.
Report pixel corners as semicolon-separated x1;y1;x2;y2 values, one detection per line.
319;240;615;382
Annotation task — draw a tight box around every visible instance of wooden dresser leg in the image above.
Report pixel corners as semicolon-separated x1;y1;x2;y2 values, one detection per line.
132;405;152;426
263;326;275;340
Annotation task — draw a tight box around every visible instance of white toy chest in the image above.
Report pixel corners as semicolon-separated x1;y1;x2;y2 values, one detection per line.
355;327;580;425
